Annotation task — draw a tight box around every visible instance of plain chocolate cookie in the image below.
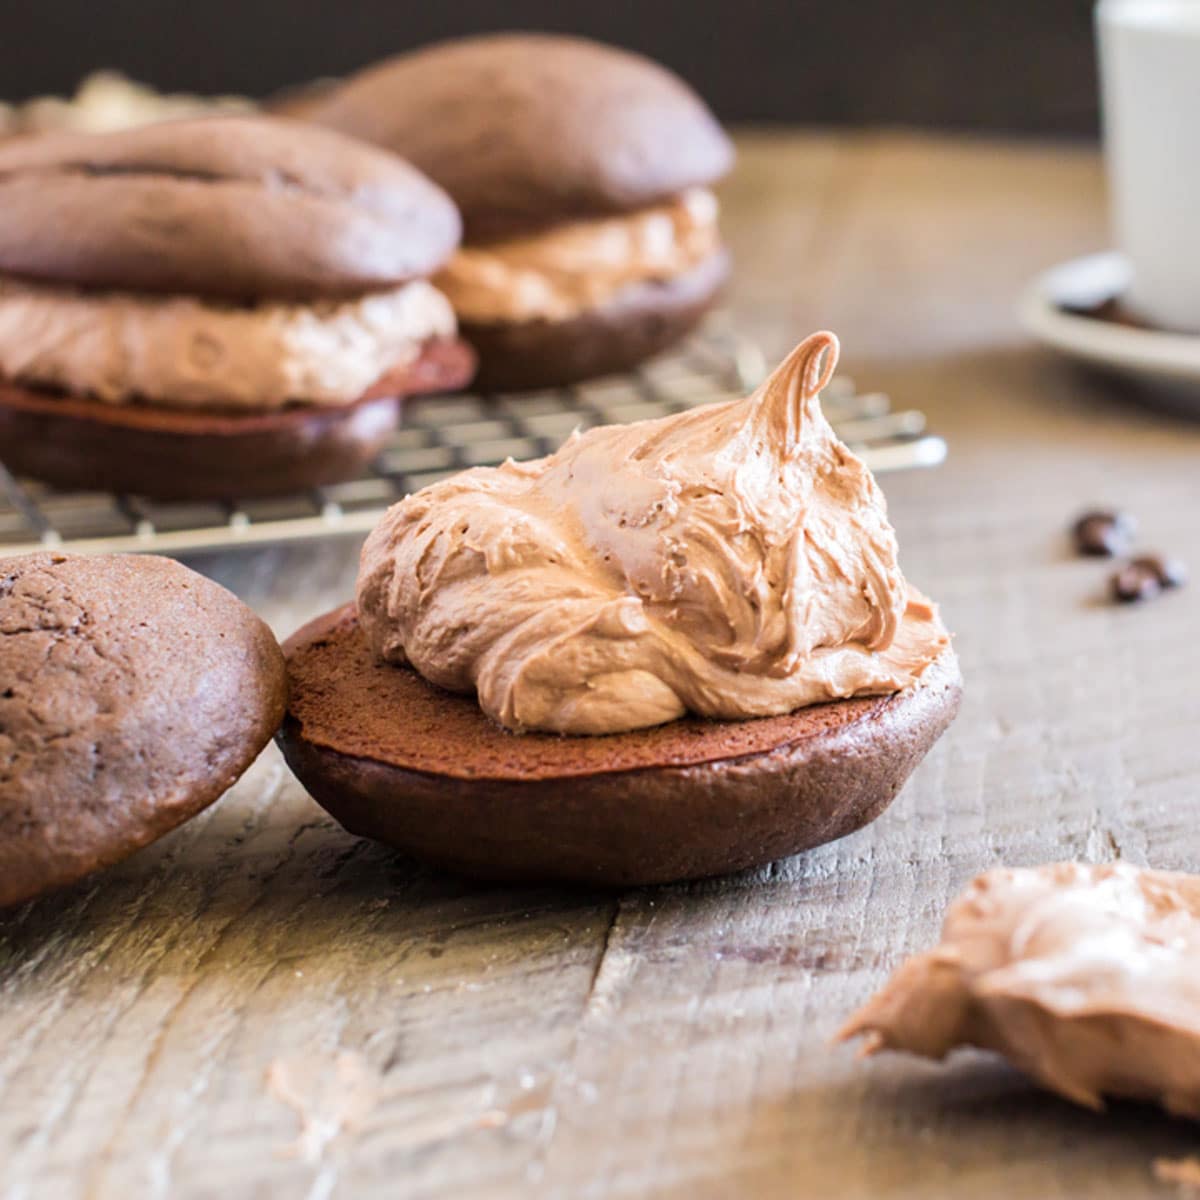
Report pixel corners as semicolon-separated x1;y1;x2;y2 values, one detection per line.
0;553;287;907
309;33;735;242
0;115;461;300
277;605;963;887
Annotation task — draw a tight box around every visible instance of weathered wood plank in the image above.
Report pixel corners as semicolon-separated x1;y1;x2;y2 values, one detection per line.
4;132;1200;1199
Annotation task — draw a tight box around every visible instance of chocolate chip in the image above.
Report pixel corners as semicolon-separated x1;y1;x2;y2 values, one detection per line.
1131;554;1188;590
1111;562;1162;604
1073;509;1136;557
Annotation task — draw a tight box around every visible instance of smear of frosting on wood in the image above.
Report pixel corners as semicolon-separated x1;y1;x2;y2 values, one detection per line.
266;1050;379;1163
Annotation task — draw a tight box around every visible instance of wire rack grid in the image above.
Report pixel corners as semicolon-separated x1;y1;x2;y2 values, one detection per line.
0;327;946;559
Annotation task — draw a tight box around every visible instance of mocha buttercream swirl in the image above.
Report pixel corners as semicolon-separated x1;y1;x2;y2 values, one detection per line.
357;331;949;734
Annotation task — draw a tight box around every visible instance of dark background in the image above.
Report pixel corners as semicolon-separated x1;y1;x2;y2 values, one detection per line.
6;1;1100;135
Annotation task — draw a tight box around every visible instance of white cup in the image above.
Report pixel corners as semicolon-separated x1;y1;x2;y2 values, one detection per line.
1097;0;1200;330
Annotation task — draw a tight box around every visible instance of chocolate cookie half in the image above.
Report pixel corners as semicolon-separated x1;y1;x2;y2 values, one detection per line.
309;34;734;390
0;115;473;499
0;116;459;299
462;250;731;395
0;553;287;907
278;606;962;886
0;338;474;500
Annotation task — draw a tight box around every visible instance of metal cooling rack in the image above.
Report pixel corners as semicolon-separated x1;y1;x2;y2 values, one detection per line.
0;326;946;559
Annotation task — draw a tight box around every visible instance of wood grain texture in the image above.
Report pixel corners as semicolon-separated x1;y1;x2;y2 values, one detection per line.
4;132;1200;1199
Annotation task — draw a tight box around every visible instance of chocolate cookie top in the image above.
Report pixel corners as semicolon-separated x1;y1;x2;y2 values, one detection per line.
0;116;461;300
0;553;287;906
310;34;735;242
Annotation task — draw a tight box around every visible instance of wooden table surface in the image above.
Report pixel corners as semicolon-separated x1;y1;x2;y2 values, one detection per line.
4;131;1200;1200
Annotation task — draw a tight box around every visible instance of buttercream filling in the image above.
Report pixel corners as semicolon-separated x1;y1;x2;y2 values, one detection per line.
357;331;949;735
840;862;1200;1119
434;188;722;324
0;276;457;409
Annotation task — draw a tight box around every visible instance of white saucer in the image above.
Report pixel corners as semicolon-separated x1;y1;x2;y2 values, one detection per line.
1019;251;1200;401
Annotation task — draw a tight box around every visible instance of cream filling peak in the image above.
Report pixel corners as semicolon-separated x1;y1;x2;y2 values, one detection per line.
357;331;949;735
0;276;457;409
840;862;1200;1119
434;189;723;324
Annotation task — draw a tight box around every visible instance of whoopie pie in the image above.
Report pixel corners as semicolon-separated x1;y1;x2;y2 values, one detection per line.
308;33;734;391
0;116;474;499
278;333;961;885
0;552;286;906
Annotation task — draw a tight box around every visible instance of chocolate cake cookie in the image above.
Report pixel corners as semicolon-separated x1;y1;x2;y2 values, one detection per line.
277;333;962;885
0;116;475;499
278;606;961;886
0;553;286;907
0;341;475;501
309;34;734;390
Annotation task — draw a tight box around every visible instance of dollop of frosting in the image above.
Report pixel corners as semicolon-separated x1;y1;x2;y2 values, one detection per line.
0;71;252;138
357;331;949;735
0;276;456;409
434;189;722;323
840;862;1200;1119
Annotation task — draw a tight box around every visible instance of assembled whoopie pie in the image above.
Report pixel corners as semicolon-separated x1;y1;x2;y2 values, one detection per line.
308;33;734;391
0;552;286;907
0;116;474;499
278;333;962;886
